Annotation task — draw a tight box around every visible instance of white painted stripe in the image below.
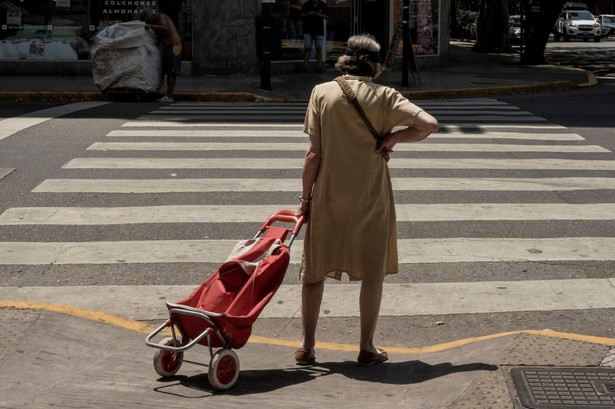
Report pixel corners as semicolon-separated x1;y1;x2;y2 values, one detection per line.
1;279;614;320
441;124;567;130
32;178;615;193
120;121;565;130
3;203;615;225
150;102;522;111
166;99;504;107
155;101;507;108
149;108;530;115
0;102;110;141
0;168;14;179
1;237;614;265
122;121;304;127
107;129;306;137
140;115;306;122
139;114;547;123
106;129;584;141
157;106;307;111
86;142;608;153
430;133;584;141
63;157;615;171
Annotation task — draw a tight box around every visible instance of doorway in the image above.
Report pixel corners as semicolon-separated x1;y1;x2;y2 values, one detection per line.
326;0;389;64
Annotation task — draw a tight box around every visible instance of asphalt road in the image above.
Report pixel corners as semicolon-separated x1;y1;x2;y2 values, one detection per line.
1;80;614;350
545;36;615;77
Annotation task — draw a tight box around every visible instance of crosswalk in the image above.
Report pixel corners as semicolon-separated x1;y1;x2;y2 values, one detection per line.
1;99;615;320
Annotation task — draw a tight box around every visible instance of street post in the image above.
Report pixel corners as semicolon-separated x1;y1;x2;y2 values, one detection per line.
260;0;274;90
401;0;410;86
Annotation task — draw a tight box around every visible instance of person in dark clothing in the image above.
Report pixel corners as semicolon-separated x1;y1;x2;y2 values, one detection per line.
301;0;328;72
145;11;182;103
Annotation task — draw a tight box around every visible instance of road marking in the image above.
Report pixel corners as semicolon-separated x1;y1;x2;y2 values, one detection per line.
1;279;614;321
86;142;607;153
63;157;615;170
441;124;567;130
106;129;584;140
4;100;615;359
4;203;615;225
147;108;536;116
120;121;565;130
107;129;307;137
122;121;304;127
0;102;110;141
1;237;614;265
138;114;548;123
0;168;15;179
32;177;615;193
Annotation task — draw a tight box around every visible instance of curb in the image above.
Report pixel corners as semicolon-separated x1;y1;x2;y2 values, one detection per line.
3;301;615;354
0;75;596;103
399;80;579;100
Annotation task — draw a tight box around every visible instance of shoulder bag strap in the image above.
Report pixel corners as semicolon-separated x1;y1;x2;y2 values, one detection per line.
334;76;380;140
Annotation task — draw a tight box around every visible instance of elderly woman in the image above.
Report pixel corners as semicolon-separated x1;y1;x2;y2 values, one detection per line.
295;34;438;367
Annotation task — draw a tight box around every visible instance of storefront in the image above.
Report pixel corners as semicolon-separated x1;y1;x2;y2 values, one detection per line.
0;0;448;75
265;0;443;64
0;0;188;68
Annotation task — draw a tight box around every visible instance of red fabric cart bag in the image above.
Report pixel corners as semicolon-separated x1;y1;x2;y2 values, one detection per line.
167;236;291;349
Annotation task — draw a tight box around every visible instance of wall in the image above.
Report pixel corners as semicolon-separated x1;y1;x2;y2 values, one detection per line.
191;0;261;74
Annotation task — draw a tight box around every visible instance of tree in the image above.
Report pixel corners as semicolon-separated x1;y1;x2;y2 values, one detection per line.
521;0;566;64
469;0;570;64
473;0;510;52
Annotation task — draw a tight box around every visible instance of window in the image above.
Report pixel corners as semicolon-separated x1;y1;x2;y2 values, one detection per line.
0;0;159;60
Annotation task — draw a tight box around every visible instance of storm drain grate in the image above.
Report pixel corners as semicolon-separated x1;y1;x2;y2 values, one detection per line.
511;366;615;408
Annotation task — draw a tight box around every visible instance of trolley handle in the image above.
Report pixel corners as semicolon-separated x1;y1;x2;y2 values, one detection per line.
259;209;305;237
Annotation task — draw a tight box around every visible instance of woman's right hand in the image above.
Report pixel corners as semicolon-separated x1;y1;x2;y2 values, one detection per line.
375;132;398;161
297;196;311;217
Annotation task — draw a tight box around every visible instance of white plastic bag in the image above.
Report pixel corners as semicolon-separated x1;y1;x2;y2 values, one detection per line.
90;21;162;93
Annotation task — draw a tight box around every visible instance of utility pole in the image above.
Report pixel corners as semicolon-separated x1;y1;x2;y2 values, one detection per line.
260;0;274;90
401;0;410;86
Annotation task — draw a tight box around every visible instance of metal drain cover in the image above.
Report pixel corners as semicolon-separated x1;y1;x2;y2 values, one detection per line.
511;366;615;408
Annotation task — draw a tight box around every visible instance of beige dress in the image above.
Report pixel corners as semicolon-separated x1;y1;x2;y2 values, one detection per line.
300;75;424;284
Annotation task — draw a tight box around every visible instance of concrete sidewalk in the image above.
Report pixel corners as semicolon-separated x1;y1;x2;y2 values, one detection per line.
0;304;614;408
0;42;597;103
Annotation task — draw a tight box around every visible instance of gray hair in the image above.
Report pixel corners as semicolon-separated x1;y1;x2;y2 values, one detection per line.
335;34;381;77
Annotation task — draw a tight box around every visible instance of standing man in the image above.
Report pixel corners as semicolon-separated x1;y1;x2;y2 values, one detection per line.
301;0;328;73
145;11;182;103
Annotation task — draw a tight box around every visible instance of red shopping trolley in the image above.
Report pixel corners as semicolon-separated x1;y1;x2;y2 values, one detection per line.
145;210;305;390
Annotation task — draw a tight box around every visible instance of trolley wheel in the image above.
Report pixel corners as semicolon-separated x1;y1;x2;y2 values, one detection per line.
208;348;240;390
153;337;183;377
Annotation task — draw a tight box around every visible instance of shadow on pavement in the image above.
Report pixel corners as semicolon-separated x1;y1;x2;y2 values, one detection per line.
151;360;498;397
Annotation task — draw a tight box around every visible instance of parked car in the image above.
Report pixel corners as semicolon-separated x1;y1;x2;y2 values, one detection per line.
509;15;523;45
597;14;615;38
553;10;601;42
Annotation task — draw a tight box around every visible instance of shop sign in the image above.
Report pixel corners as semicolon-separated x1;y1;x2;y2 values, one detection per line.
101;0;158;21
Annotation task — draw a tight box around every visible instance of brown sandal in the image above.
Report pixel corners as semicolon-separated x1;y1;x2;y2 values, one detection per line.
357;349;388;367
295;347;316;365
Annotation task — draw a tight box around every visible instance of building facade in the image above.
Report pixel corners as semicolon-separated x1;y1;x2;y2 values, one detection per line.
0;0;449;75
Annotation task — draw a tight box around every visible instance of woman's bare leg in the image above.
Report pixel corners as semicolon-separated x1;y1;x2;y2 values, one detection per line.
359;280;383;353
300;280;325;349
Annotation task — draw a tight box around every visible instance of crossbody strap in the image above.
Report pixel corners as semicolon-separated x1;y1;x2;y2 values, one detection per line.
334;76;380;140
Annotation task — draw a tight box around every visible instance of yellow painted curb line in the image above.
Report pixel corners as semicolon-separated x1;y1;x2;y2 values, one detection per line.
580;70;599;88
2;300;614;354
0;301;154;333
